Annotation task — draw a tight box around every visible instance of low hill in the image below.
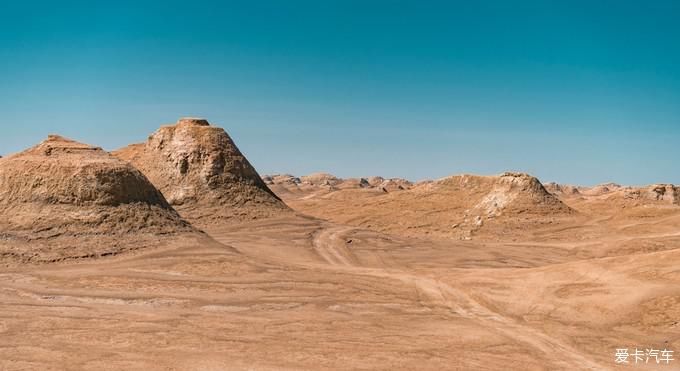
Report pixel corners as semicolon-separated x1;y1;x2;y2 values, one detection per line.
0;135;194;265
274;172;576;240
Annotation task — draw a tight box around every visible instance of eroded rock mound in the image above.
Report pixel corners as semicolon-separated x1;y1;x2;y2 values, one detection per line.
114;118;289;226
581;183;622;196
544;182;581;196
299;173;342;187
433;173;575;237
374;178;413;192
0;135;193;265
648;184;679;204
358;176;411;191
336;178;371;189
621;184;679;205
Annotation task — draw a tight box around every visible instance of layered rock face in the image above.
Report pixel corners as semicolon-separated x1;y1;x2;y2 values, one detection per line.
114;118;290;226
0;135;193;264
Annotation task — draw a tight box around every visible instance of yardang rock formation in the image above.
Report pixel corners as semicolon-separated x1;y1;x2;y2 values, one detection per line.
0;135;193;265
114;118;289;227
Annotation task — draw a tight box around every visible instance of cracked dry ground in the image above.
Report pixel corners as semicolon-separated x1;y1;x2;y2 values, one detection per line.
2;213;680;370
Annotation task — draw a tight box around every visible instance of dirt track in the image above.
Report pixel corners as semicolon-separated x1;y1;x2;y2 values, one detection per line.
1;207;679;369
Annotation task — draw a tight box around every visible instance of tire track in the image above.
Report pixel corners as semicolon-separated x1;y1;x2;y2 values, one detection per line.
310;224;608;370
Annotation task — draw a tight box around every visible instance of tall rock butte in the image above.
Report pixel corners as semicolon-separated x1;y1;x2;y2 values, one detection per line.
0;135;194;265
114;118;289;227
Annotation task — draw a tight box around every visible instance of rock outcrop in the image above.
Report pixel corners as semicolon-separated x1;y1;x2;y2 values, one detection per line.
544;182;581;196
299;173;342;187
621;184;680;205
114;118;290;227
436;173;574;232
0;135;194;264
263;174;299;185
582;183;622;196
647;184;679;204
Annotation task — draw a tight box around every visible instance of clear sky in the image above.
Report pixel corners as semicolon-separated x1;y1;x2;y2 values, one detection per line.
1;1;679;185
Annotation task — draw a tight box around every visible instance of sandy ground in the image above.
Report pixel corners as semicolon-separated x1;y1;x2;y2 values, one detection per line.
2;196;680;370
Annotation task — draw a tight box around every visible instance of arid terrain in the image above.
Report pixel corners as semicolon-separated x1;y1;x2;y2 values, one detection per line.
1;119;679;370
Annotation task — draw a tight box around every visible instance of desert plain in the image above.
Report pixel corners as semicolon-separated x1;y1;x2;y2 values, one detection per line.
1;118;679;370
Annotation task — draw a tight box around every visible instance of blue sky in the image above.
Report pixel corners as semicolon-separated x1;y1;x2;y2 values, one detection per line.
1;1;679;185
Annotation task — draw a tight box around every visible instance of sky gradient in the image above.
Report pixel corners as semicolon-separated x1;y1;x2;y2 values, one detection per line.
1;1;679;185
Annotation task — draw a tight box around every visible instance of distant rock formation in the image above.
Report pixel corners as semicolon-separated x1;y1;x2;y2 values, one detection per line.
544;182;581;196
264;172;414;196
262;174;301;186
647;184;679;204
581;183;623;196
622;184;679;205
299;173;342;187
435;172;575;234
376;178;413;192
272;171;576;241
336;178;371;189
